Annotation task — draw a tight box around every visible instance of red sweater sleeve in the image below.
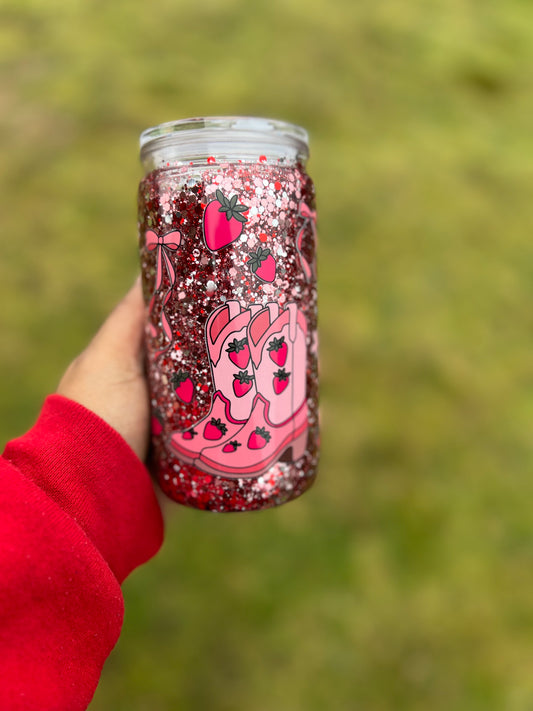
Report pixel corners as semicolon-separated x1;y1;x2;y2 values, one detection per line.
0;395;164;711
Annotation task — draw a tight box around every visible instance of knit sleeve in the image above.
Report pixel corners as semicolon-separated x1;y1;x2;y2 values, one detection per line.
0;395;164;711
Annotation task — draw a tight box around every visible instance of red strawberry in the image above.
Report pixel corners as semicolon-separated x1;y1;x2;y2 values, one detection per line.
273;368;290;394
222;440;242;453
204;417;228;440
171;370;194;403
151;410;163;436
248;426;271;450
233;370;254;398
203;189;248;251
226;337;250;368
247;246;276;282
267;336;287;366
182;428;198;441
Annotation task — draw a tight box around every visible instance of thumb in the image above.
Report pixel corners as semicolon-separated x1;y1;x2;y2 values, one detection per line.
90;276;146;366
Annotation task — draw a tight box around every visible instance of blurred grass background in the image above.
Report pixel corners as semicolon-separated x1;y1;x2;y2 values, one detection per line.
1;0;533;708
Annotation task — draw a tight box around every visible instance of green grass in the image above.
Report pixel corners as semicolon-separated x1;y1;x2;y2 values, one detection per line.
2;0;533;708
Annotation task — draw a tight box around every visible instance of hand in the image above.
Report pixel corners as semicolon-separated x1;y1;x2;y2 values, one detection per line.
57;277;149;461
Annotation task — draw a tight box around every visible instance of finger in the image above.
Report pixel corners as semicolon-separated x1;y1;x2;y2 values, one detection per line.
90;276;146;363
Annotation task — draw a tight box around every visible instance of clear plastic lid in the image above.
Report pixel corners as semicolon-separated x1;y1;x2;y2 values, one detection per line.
140;116;309;170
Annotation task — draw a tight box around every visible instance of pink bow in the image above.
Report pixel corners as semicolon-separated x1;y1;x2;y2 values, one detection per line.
298;202;317;223
296;202;316;282
145;229;181;291
145;229;181;348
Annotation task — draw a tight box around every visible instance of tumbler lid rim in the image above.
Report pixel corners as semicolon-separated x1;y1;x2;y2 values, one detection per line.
139;116;309;161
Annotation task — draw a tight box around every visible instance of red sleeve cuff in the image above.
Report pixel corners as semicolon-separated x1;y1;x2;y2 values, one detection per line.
2;394;164;583
0;459;125;711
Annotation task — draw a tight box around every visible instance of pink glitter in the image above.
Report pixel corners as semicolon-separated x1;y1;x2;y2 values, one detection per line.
139;159;318;512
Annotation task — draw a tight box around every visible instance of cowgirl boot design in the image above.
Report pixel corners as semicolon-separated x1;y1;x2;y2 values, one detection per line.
170;300;260;463
197;302;309;477
249;302;307;426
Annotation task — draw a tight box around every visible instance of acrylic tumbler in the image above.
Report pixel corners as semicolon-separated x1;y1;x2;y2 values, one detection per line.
138;116;318;511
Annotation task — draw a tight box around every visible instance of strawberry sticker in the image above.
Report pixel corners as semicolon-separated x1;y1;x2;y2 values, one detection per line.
267;336;287;366
248;426;271;450
203;189;248;251
273;368;290;394
182;428;198;441
171;370;194;403
222;440;242;453
233;370;254;398
151;409;164;436
204;417;228;441
226;337;250;368
247;246;276;283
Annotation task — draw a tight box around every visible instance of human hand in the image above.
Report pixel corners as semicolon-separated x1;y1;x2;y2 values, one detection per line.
57;277;150;461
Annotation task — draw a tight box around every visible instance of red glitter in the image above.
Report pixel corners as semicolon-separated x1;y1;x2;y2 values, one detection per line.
138;157;318;512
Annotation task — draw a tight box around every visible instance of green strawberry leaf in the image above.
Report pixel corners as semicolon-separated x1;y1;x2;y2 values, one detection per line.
171;370;190;386
274;368;290;381
234;370;253;384
210;417;228;435
254;426;271;443
226;337;247;353
247;247;271;272
268;336;285;352
214;189;249;223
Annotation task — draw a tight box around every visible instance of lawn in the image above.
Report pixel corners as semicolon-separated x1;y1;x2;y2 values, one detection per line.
1;1;533;709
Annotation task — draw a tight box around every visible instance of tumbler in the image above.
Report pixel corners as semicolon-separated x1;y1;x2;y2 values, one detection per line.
138;116;318;511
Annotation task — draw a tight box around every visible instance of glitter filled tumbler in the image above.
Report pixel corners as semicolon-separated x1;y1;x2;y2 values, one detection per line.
138;117;318;511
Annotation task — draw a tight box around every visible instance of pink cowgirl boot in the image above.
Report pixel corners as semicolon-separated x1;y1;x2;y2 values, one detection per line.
170;300;260;463
248;301;307;426
196;301;309;477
